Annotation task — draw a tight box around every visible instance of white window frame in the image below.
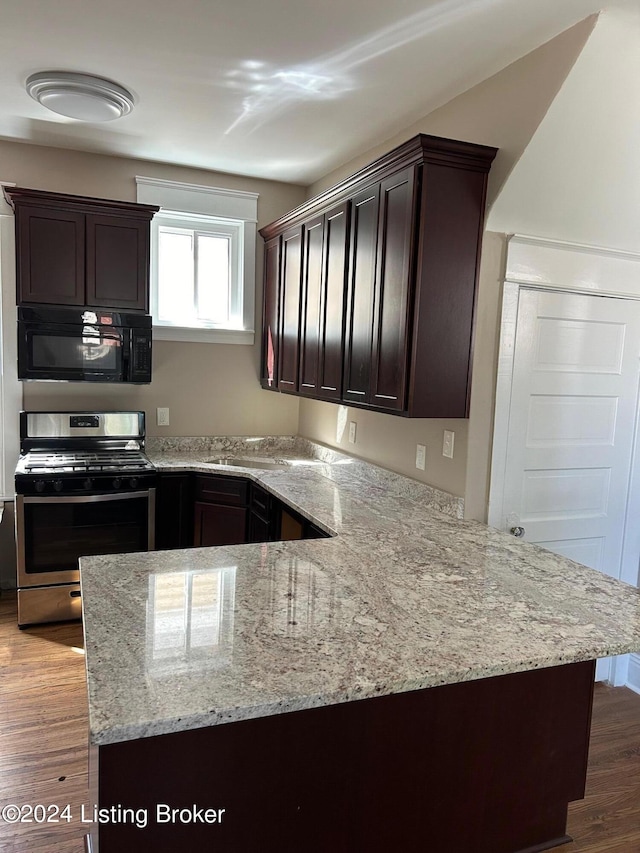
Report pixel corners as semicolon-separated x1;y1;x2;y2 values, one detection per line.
136;176;258;344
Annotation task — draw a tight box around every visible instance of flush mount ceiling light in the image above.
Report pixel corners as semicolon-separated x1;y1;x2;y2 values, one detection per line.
25;71;134;122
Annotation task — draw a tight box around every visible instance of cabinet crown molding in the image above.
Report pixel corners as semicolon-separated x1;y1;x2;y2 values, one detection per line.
3;186;159;220
260;133;497;240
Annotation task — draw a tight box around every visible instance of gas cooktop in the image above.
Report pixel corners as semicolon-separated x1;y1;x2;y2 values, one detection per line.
17;450;155;475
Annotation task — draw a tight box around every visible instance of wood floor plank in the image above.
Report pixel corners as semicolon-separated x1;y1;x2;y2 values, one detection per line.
0;594;88;852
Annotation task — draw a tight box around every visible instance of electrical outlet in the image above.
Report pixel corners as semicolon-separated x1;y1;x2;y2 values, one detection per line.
415;444;426;470
442;429;455;459
157;407;170;427
348;421;357;444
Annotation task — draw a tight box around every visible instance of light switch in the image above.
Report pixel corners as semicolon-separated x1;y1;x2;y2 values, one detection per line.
157;407;170;427
348;421;357;444
442;430;455;459
416;444;426;470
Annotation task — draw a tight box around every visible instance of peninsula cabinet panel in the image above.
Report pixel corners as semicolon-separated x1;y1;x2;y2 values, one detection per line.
278;225;303;393
261;236;281;390
342;185;380;405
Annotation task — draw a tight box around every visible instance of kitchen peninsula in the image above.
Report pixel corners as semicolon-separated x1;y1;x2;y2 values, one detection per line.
81;439;640;853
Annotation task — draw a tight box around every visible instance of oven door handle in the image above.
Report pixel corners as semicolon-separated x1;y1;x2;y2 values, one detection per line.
21;491;152;505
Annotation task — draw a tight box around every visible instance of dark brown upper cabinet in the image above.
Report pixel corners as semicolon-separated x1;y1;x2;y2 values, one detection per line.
278;225;304;393
4;187;158;312
260;202;350;399
259;134;497;419
343;167;416;411
299;201;350;401
298;214;325;397
261;236;281;390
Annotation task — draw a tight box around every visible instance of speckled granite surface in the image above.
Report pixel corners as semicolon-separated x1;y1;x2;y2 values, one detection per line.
81;440;640;746
145;435;465;518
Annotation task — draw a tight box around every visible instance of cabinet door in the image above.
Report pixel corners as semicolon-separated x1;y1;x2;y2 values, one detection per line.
370;167;416;411
248;511;272;544
318;202;349;401
261;236;281;390
155;474;194;550
342;185;380;405
278;225;303;393
193;502;247;547
194;474;248;506
16;206;85;305
298;216;324;396
277;505;305;541
85;214;149;311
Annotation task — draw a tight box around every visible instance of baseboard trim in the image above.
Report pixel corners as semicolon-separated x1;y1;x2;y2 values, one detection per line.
626;653;640;695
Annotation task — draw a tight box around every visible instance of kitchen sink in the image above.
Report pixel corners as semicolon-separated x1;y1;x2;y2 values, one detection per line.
206;456;291;470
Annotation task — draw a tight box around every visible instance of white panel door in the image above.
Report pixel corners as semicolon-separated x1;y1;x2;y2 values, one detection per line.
500;289;640;679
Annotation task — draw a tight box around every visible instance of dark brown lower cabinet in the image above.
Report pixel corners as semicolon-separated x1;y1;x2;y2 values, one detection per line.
278;505;305;540
248;483;274;543
91;660;595;853
192;474;249;547
193;501;248;547
156;473;329;549
248;511;271;544
154;473;194;551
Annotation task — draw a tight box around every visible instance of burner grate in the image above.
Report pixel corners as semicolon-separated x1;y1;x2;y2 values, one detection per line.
21;450;154;474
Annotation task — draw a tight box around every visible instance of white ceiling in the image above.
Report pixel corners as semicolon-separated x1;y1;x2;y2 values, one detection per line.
0;0;629;185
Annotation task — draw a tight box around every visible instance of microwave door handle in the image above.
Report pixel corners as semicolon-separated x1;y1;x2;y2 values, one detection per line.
121;327;131;377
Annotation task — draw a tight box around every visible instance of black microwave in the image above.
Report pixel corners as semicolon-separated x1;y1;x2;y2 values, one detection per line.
18;305;152;383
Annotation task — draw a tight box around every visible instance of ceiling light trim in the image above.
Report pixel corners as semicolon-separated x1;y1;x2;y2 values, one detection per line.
25;71;135;122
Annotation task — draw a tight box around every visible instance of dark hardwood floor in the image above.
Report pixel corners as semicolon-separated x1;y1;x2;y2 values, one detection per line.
0;590;639;852
0;592;87;852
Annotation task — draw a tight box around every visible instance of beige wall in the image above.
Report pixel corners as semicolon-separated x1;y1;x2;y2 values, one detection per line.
0;139;305;435
298;18;593;517
299;400;469;496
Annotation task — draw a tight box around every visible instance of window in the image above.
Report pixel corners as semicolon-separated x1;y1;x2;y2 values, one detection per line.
136;177;258;344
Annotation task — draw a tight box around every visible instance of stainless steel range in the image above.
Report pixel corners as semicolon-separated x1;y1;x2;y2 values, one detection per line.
15;411;156;627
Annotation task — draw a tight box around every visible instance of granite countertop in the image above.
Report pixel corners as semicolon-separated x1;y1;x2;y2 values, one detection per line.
81;437;640;746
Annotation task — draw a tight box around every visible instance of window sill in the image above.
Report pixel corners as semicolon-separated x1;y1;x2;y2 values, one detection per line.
153;325;255;345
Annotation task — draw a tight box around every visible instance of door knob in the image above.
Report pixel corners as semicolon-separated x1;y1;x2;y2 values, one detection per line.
510;526;525;538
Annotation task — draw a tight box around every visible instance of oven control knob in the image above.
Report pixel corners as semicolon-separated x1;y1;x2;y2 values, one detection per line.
112;478;122;489
129;477;139;489
83;478;93;490
53;479;63;492
35;479;46;493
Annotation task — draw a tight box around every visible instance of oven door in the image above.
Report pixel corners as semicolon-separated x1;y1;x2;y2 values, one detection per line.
16;490;155;588
18;321;126;381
